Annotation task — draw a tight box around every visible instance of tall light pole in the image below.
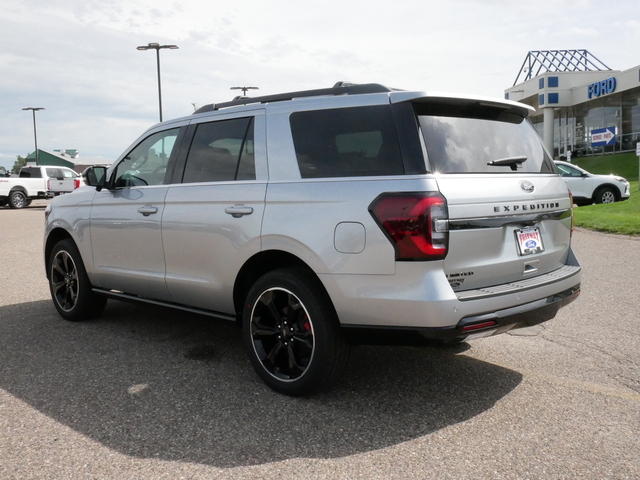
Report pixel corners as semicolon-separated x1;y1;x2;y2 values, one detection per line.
231;86;259;97
136;42;179;122
22;107;45;165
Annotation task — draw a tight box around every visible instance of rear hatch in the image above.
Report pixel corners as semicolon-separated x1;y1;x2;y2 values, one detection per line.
412;98;573;292
46;168;78;194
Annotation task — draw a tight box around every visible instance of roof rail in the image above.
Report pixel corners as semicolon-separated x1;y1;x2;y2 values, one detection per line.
194;82;397;114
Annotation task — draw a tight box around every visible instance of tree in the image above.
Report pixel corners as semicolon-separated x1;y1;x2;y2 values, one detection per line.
12;155;27;174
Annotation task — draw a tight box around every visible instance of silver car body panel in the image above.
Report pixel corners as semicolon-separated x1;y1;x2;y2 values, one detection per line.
89;185;171;301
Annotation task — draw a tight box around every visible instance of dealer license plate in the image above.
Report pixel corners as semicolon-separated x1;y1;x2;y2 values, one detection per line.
515;227;545;255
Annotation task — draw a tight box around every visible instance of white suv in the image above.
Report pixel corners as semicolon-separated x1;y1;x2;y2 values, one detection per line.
554;160;630;205
44;83;582;395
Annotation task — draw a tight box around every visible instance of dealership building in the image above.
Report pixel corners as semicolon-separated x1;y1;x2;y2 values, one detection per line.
504;50;640;159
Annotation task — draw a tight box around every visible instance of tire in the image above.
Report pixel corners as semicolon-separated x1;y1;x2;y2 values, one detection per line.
8;190;27;209
242;268;351;396
24;199;33;206
594;187;616;204
48;239;107;321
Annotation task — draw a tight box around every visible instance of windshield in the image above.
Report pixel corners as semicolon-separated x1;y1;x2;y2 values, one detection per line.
418;113;555;174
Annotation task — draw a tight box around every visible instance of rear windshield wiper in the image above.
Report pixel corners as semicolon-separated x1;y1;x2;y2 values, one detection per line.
487;156;527;171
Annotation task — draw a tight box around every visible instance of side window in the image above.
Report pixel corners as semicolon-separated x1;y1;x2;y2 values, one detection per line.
556;165;571;177
290;105;404;179
182;117;255;183
20;168;42;178
557;164;582;177
113;128;180;188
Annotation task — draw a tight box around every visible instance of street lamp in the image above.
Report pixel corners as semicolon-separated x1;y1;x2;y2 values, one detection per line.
231;86;259;97
136;42;179;122
22;107;45;165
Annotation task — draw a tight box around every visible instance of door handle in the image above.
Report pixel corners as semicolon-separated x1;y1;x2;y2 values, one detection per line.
225;205;253;218
137;206;158;216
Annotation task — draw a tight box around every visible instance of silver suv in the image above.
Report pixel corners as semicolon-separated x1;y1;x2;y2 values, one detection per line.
44;83;581;395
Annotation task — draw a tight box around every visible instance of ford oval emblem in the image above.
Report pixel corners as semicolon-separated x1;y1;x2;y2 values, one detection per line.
519;180;535;193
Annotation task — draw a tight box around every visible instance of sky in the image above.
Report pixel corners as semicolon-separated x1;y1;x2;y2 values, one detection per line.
1;0;639;171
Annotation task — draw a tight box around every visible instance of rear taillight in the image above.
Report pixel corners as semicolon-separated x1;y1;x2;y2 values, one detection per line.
369;192;448;261
74;178;81;189
47;179;50;191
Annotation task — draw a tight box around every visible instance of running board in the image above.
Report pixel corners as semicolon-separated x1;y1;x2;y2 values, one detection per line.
92;288;238;321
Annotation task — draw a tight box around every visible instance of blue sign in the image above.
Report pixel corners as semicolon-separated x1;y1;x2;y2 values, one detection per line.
591;127;616;147
588;77;617;99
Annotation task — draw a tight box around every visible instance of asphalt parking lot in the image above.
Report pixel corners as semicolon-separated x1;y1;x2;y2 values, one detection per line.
1;201;639;479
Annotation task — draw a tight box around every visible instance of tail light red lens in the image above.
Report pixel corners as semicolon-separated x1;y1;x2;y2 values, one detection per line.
74;178;81;189
369;192;448;261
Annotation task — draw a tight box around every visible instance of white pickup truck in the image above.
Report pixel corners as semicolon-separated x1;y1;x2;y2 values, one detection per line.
0;165;81;209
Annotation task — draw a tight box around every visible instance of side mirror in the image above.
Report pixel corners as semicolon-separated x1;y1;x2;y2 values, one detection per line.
83;166;107;192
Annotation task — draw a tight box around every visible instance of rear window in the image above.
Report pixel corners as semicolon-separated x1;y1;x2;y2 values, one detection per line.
46;168;62;179
290;105;404;178
416;104;555;174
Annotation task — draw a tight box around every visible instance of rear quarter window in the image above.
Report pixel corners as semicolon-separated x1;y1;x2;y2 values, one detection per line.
19;168;42;178
290;105;404;178
416;104;555;174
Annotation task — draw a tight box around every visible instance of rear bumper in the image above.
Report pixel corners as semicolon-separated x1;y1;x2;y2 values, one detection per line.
324;247;582;340
342;283;580;343
422;283;579;340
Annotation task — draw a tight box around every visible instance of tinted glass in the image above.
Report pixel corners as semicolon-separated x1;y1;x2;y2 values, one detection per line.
182;117;254;183
113;128;180;187
19;168;42;178
290;105;404;178
418;111;555;174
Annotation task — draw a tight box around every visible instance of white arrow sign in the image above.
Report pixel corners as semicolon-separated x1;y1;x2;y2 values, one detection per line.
591;128;615;144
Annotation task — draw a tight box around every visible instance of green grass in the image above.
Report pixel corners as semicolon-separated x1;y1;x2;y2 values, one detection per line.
569;152;640;235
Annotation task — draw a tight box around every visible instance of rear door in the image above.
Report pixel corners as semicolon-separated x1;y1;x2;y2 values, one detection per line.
413;100;573;292
162;110;267;314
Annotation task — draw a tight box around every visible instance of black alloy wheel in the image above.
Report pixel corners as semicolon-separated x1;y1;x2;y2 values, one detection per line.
243;268;350;396
48;239;107;321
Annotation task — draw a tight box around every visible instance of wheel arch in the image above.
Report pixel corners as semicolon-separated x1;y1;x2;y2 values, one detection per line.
592;183;620;201
9;186;28;195
233;250;332;317
44;228;75;279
